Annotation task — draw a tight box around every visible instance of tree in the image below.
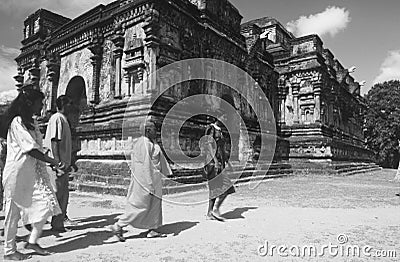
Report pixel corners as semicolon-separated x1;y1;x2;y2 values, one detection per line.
364;80;400;168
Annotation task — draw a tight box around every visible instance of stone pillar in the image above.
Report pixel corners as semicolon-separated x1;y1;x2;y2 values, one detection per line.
239;123;251;163
111;28;125;99
277;86;287;126
46;57;60;112
14;67;24;90
29;58;40;89
143;7;160;94
88;35;103;104
314;83;321;123
292;84;300;124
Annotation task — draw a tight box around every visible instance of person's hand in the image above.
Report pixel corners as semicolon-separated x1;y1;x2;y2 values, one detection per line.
71;163;79;172
50;159;59;169
227;161;234;171
54;161;67;177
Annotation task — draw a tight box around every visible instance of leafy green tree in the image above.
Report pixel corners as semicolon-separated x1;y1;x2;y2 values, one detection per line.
364;80;400;168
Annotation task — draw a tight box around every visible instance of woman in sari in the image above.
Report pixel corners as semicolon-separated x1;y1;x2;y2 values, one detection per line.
2;86;62;260
203;119;235;221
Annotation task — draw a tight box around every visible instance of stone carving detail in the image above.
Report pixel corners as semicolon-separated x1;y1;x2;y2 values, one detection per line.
88;31;104;104
292;41;315;55
124;33;145;96
111;24;125;98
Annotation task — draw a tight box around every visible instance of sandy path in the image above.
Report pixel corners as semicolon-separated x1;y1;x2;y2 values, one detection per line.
1;169;399;261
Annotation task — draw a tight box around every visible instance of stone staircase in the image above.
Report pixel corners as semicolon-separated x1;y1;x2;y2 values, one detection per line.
70;160;293;196
70;159;381;196
289;161;382;176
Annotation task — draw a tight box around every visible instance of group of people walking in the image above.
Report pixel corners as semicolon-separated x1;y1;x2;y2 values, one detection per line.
0;81;236;260
0;82;76;260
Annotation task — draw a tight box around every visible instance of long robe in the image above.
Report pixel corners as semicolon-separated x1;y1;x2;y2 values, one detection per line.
3;117;61;222
118;136;172;229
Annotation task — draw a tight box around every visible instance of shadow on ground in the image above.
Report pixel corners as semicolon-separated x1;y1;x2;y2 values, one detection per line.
221;207;258;219
45;213;121;253
158;221;199;236
124;221;200;240
45;214;199;253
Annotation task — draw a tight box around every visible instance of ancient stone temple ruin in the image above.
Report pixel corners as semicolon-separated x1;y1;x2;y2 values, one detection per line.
241;18;373;167
14;0;377;194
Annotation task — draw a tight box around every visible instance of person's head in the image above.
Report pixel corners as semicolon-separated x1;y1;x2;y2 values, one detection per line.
56;95;72;114
140;119;156;140
4;87;44;132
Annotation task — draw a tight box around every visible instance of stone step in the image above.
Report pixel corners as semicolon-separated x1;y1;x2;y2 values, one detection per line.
338;167;382;177
70;168;294;196
290;163;381;176
69;161;380;196
72;162;292;187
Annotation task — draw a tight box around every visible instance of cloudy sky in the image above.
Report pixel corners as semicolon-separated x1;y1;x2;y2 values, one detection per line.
0;0;399;101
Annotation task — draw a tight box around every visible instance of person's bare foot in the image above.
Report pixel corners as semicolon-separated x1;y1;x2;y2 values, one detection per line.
4;251;32;260
64;217;78;227
146;230;167;238
24;242;52;256
211;209;225;221
108;224;126;242
205;213;217;220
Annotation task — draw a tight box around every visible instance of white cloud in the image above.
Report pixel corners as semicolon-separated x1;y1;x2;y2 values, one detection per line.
373;50;400;84
0;89;18;105
286;6;351;38
0;45;20;56
0;0;115;18
0;46;18;94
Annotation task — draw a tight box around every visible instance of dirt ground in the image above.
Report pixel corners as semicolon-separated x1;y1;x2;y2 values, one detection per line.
1;169;399;261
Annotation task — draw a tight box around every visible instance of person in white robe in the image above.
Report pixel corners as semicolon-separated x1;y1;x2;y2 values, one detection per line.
2;87;62;260
109;120;172;241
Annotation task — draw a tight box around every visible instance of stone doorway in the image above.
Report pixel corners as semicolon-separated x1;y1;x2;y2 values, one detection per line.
65;76;87;128
65;76;87;161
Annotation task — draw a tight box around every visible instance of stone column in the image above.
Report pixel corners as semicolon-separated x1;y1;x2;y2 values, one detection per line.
292;84;300;123
277;84;287;126
14;67;24;90
88;35;104;104
143;7;160;94
239;123;251;163
29;58;40;89
46;57;60;112
314;83;322;123
111;29;125;99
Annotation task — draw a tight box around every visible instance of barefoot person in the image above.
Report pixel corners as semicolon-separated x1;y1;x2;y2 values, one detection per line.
44;95;73;232
203;118;235;221
109;120;172;241
2;86;62;260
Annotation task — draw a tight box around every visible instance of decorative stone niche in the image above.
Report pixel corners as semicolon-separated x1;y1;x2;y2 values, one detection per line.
123;37;145;96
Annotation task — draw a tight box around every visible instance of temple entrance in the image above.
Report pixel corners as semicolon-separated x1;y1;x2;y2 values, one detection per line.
65;76;87;159
65;76;87;128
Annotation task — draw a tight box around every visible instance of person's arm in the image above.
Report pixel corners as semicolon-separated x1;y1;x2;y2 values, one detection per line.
207;142;219;169
51;139;61;163
28;149;59;167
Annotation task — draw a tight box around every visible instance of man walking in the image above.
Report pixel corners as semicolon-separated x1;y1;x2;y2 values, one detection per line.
44;95;73;232
109;120;172;241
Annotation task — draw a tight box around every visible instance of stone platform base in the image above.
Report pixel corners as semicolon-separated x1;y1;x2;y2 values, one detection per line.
288;160;382;176
70;160;293;196
69;159;381;196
